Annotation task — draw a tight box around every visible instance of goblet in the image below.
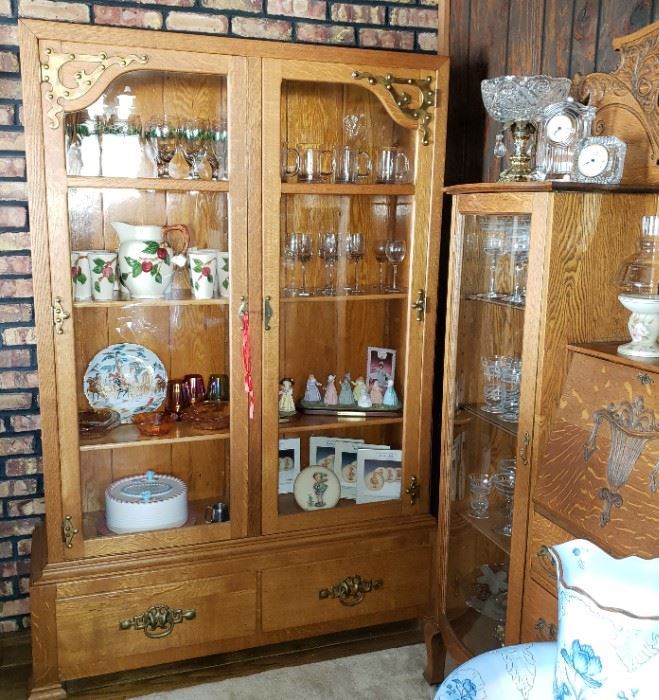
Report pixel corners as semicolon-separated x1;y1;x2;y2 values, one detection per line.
481;355;510;414
294;232;314;297
385;239;406;292
344;232;365;295
179;119;207;179
373;240;389;292
468;473;492;519
145;116;178;178
206;120;228;181
282;232;300;296
476;217;508;299
493;471;516;536
501;359;522;423
318;232;339;295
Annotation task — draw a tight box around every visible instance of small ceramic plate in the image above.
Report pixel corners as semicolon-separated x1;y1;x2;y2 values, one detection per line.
83;343;168;423
293;465;341;511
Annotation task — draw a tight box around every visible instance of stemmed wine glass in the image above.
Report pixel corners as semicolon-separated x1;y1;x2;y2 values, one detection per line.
318;232;339;295
179;119;207;179
145;116;178;178
373;240;389;292
493;471;516;536
344;233;365;294
294;232;314;297
283;232;300;296
385;239;406;292
477;218;507;299
206;119;228;181
503;228;530;305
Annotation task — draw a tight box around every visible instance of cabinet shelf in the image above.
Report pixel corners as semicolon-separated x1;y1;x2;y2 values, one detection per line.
279;413;403;433
461;404;518;436
455;502;511;556
464;294;525;310
79;422;230;451
74;291;230;309
67;176;230;192
281;183;414;196
280;292;406;303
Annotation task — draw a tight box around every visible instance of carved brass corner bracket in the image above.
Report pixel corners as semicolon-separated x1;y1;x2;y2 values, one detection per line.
40;48;149;129
352;71;437;145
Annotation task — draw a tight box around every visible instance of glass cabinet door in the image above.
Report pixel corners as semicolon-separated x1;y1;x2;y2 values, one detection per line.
261;58;441;533
42;46;249;558
440;203;536;654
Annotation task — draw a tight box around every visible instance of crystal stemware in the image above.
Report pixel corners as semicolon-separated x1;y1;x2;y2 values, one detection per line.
206;119;228;181
373;240;389;292
468;473;492;519
503;225;530;305
344;232;365;295
385;239;406;292
179;119;207;179
477;218;507;299
145;116;178;178
318;232;339;295
493;471;516;536
294;232;314;297
283;232;300;297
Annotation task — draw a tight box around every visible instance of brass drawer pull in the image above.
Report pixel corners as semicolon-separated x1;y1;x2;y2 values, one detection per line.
534;617;557;641
119;604;196;639
319;575;383;607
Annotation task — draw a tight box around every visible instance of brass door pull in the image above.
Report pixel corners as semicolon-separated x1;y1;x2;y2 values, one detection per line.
319;575;383;607
119;604;196;639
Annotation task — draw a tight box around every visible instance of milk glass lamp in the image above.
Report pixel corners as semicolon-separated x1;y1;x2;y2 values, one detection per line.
617;215;659;357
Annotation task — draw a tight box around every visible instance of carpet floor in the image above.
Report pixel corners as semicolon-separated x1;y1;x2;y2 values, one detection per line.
135;644;437;700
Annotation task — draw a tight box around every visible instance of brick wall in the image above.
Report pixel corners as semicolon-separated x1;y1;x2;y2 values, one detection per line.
0;0;440;633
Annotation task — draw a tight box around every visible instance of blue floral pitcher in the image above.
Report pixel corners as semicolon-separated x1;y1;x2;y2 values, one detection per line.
551;539;659;700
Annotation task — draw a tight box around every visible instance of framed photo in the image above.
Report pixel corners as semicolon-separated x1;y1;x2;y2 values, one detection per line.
367;346;396;387
356;448;402;504
335;441;389;500
278;437;300;494
309;436;363;473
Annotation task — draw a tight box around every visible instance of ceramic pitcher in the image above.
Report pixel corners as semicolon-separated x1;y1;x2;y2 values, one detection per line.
550;539;659;699
112;222;189;299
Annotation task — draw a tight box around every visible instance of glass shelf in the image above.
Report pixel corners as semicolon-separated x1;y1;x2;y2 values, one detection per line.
462;403;518;436
464;294;525;311
280;292;407;303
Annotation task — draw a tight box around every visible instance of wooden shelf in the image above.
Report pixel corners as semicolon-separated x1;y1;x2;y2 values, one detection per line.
74;291;230;308
462;404;518;436
280;291;406;303
281;183;414;196
464;294;525;310
67;176;230;192
79;422;230;451
278;413;403;433
456;503;512;555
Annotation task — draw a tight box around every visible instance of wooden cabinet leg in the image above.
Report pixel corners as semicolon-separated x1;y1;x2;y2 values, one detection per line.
423;617;447;685
29;582;66;699
28;679;67;700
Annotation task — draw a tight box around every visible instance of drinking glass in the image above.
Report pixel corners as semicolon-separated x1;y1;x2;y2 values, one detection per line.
477;226;506;299
481;355;510;413
294;232;314;297
179;119;207;179
468;473;492;519
283;232;300;296
498;458;517;478
344;232;365;294
504;231;530;305
501;359;522;422
373;240;389;291
318;232;339;295
493;471;516;536
165;379;190;418
206;120;228;181
375;146;410;183
385;239;406;292
145;116;178;178
184;374;206;405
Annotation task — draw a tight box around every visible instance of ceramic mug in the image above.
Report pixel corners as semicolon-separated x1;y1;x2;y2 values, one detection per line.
86;250;117;302
187;249;217;300
216;251;229;298
71;251;92;301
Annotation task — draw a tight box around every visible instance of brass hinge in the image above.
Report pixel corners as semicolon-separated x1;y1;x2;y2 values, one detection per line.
52;296;70;334
411;289;427;322
264;296;273;331
405;475;421;505
62;515;79;548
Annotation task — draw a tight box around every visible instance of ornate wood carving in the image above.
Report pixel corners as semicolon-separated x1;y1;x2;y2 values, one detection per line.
572;20;659;185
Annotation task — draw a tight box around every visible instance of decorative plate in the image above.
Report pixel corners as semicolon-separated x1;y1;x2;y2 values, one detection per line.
83;343;168;423
293;465;341;511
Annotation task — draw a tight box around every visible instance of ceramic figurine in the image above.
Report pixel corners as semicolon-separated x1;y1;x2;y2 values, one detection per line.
383;379;399;407
303;373;322;403
357;386;373;408
369;379;384;406
323;374;338;405
278;378;296;415
352;376;367;403
339;373;355;405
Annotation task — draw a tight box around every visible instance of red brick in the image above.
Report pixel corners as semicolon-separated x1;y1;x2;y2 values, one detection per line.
0;0;11;17
5;457;42;476
296;22;355;44
16;559;31;576
19;576;30;593
0;51;19;73
0;106;15;126
0;157;25;178
202;0;262;12
359;28;415;49
2;328;36;345
0;349;31;367
0;580;14;597
134;0;195;5
94;5;163;29
0;232;30;251
0;394;32;411
420;0;438;5
0;436;35;456
268;0;325;20
0;541;12;558
0;620;19;633
0;79;20;101
330;3;384;24
8;498;45;517
0;279;34;298
19;0;90;22
165;11;229;34
0;518;39;537
231;16;292;39
10;414;40;431
418;32;437;52
0;182;27;202
0;303;33;322
0;370;39;389
0;24;18;46
0;562;17;577
0;206;27;229
0;132;25;152
0;255;31;275
0;479;37;497
389;7;437;28
0;598;30;617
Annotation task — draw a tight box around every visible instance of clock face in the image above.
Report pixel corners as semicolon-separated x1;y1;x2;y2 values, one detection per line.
576;143;610;177
546;113;577;145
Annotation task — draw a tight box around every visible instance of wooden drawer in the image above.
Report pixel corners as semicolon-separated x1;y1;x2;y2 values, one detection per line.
521;577;558;643
57;571;257;678
261;546;430;633
527;510;573;595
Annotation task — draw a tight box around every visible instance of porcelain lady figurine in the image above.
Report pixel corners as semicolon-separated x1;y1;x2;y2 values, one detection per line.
323;374;338;405
383;379;399;407
357;386;373;408
278;378;296;415
369;379;384;406
339;373;354;405
352;376;367;403
303;373;322;403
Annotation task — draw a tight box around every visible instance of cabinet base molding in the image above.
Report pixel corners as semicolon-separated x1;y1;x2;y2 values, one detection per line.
27;680;67;700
